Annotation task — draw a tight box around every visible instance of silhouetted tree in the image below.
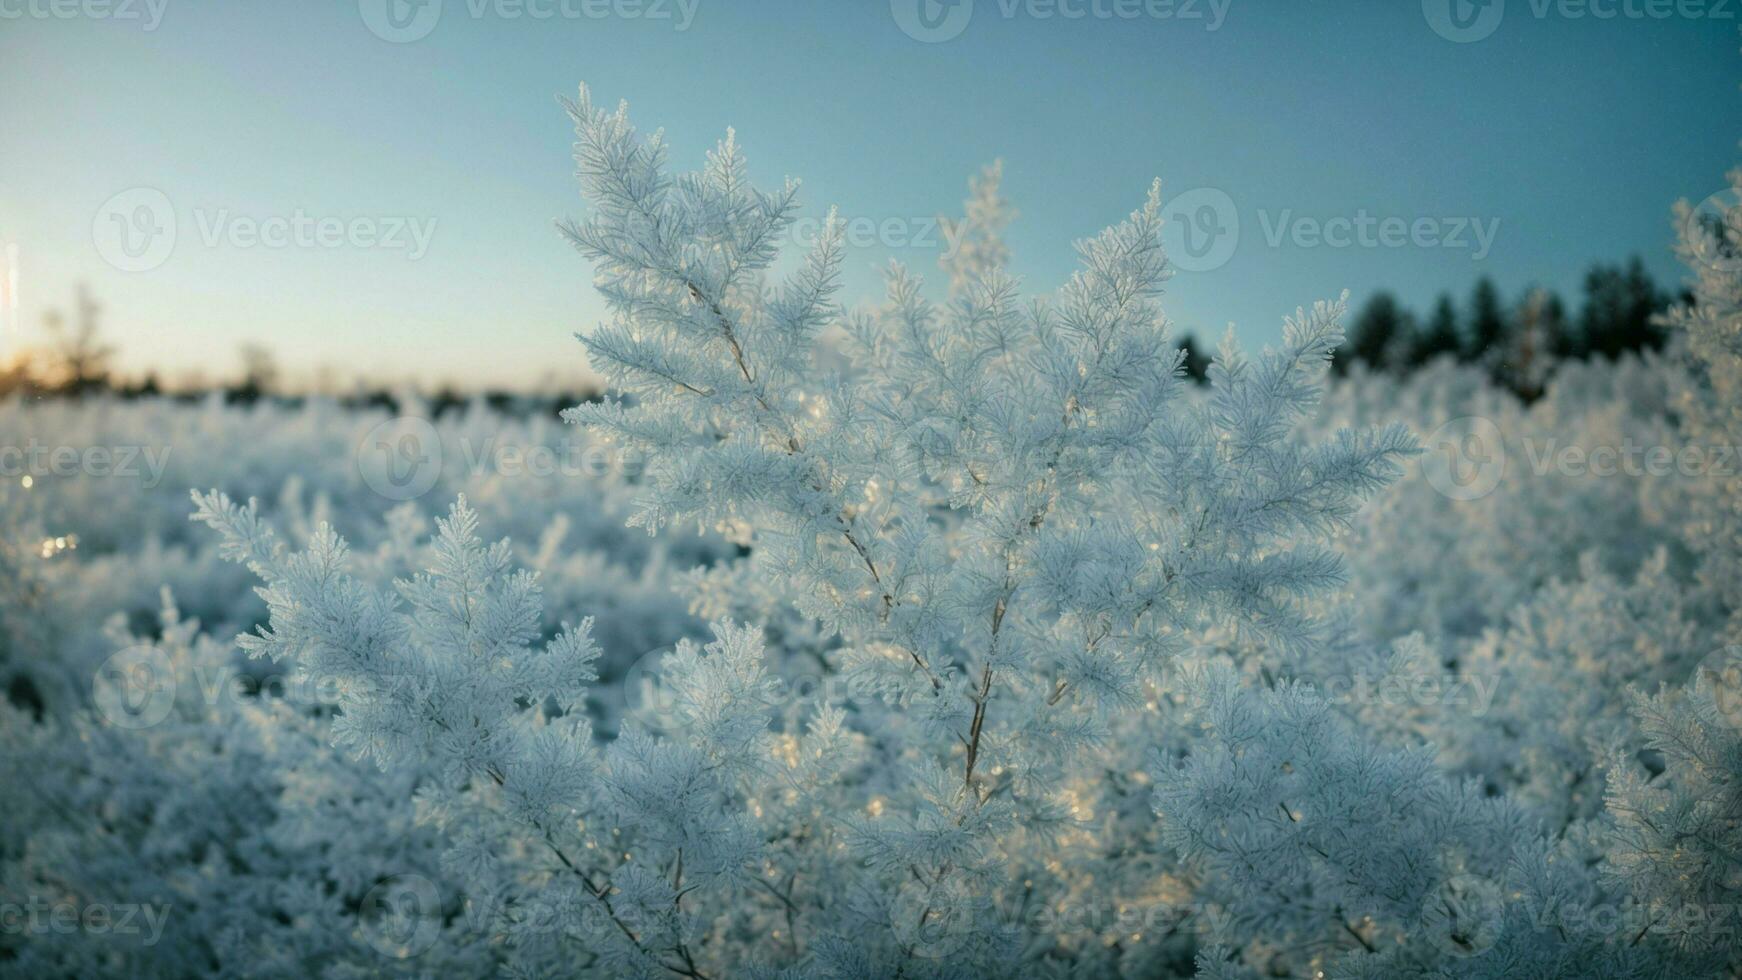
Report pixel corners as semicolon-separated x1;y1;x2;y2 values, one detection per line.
43;284;115;395
1578;256;1666;359
1463;277;1508;369
1339;291;1415;374
1409;292;1462;367
228;343;280;404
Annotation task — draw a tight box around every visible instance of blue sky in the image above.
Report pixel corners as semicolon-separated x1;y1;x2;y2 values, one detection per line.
2;0;1738;389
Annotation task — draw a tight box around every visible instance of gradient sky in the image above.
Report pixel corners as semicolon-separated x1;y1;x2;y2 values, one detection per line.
2;0;1739;390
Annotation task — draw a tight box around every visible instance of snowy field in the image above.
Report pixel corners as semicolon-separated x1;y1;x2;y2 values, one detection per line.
3;91;1741;980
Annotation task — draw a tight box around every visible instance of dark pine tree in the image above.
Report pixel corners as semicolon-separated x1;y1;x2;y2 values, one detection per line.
1463;277;1509;370
1339;291;1416;374
1409;292;1462;367
1577;256;1667;359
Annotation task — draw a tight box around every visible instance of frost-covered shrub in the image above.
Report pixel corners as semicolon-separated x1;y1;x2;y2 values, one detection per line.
7;85;1742;980
169;86;1414;978
0;395;716;720
188;492;857;977
1318;350;1696;645
1446;551;1712;828
1665;166;1742;641
0;590;495;977
0;395;712;975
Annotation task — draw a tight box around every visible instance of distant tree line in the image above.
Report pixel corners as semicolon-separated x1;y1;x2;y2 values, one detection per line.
1328;256;1674;399
9;261;1680;408
0;286;601;417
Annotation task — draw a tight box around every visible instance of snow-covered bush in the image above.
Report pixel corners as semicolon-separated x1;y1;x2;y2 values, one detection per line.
0;394;717;721
5;85;1741;980
0;396;711;977
0;588;496;977
162;86;1415;977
